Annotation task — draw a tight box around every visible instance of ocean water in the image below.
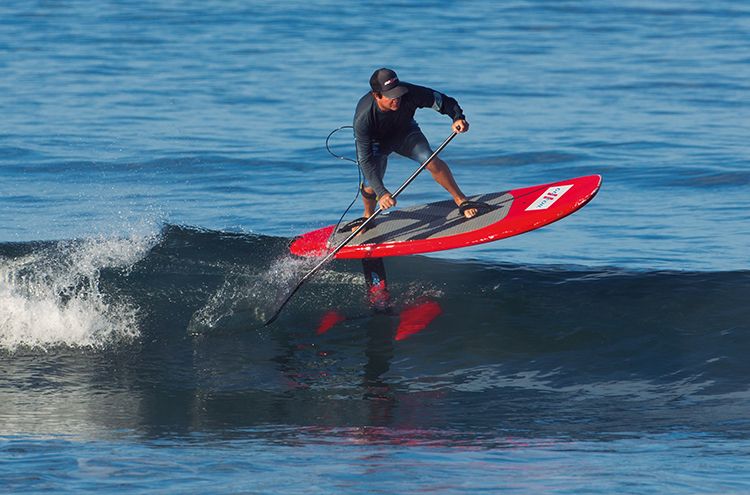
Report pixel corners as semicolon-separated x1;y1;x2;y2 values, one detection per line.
1;1;749;493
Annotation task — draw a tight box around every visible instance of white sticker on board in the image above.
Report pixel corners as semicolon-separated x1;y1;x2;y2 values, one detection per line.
525;185;573;211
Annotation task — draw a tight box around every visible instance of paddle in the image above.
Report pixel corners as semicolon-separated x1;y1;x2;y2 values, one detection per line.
263;131;458;326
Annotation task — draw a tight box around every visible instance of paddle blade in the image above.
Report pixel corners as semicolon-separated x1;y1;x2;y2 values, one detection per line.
263;278;306;326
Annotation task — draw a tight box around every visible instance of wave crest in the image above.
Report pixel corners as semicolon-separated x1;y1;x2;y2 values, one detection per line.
0;234;157;351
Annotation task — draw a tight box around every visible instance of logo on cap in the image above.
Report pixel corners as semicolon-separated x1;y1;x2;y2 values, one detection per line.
384;77;398;87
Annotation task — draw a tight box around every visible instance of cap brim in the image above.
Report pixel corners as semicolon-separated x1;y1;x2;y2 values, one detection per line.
382;85;408;99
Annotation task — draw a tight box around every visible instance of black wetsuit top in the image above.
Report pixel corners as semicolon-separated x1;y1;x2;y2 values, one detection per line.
353;82;465;198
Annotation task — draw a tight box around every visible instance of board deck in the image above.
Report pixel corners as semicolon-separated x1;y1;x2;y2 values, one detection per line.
290;175;601;259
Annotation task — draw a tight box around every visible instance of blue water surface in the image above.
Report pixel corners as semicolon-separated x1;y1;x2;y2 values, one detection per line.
1;1;749;493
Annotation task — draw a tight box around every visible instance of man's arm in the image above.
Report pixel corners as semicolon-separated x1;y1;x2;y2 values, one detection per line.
407;83;466;122
353;121;389;199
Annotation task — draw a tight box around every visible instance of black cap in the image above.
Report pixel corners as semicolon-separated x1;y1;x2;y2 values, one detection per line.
370;68;408;99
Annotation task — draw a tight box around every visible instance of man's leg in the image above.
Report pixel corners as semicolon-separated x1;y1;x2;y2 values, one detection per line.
425;156;478;219
399;130;478;219
359;149;388;222
361;185;377;218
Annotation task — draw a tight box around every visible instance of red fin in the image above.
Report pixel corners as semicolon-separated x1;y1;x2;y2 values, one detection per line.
316;311;346;335
395;300;442;341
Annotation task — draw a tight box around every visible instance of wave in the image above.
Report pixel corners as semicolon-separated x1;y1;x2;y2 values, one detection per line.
1;225;748;385
0;234;156;351
2;224;749;439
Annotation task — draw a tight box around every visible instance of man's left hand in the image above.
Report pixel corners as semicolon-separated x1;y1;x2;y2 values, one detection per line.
452;119;470;133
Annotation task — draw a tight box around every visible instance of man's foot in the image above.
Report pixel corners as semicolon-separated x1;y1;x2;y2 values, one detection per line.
338;217;371;234
457;200;480;219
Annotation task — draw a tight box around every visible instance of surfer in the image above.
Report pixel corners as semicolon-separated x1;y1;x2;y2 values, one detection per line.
351;68;480;230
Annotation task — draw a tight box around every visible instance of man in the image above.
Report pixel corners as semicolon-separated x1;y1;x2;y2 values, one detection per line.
351;68;479;228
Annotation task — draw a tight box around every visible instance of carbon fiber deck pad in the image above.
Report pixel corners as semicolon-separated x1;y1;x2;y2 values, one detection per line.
329;192;514;247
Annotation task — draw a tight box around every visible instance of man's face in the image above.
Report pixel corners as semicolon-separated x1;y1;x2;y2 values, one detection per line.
376;94;401;112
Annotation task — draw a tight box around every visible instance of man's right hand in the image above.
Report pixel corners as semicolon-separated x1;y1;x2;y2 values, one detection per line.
379;193;396;210
452;119;470;133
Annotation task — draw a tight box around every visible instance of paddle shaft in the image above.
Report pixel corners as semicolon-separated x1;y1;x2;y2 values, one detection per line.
263;131;458;326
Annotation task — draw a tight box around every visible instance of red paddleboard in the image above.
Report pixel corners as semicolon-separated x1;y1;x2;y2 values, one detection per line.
290;175;601;259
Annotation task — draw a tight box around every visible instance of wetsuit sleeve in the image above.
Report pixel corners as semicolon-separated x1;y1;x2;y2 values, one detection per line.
353;116;389;198
407;83;466;122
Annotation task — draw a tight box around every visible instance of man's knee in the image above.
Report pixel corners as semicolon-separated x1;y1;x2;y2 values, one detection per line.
426;156;448;173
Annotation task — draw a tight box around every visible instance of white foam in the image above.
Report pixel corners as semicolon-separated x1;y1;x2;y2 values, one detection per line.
0;233;158;351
